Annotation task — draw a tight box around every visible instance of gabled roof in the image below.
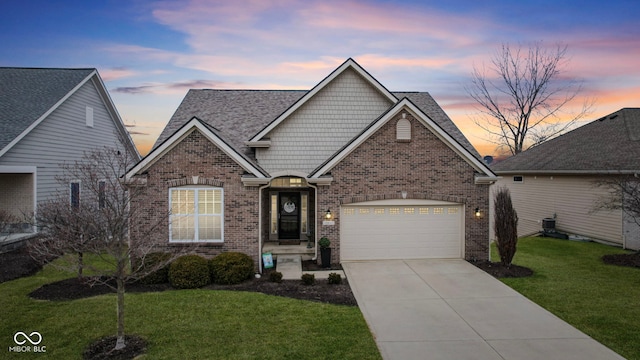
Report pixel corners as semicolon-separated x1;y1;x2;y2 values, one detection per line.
126;117;268;180
151;59;482;178
154;90;480;164
153;90;306;159
309;98;496;183
492;108;640;174
0;67;139;159
248;58;397;143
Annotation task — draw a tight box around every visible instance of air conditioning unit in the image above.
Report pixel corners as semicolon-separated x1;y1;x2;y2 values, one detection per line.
542;218;556;231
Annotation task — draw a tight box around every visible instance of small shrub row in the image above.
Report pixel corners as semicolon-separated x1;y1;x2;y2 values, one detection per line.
209;252;254;285
169;255;210;289
327;272;342;285
139;252;255;289
137;252;172;285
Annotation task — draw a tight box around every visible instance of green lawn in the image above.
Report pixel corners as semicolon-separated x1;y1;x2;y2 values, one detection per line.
0;263;381;359
495;236;640;360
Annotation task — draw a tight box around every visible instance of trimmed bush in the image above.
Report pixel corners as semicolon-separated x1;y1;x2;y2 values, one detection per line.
209;252;254;285
168;255;211;289
327;272;342;285
301;273;315;285
269;271;283;283
138;252;172;284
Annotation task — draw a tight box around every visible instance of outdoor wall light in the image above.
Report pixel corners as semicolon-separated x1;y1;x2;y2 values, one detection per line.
474;207;481;218
325;209;333;220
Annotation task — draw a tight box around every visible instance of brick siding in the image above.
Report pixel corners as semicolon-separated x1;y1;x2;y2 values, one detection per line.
130;112;490;268
129;129;260;264
316;111;490;262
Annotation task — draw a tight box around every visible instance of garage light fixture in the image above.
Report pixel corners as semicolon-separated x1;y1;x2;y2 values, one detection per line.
474;207;481;218
325;209;333;220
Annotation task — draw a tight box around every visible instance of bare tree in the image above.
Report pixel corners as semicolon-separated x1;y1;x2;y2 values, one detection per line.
595;175;640;230
0;210;16;242
467;42;593;155
494;186;518;266
29;143;194;351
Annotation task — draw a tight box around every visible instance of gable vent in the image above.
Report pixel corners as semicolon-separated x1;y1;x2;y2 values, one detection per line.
396;114;411;142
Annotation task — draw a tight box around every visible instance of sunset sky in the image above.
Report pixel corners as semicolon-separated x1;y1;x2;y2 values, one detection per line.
1;0;638;156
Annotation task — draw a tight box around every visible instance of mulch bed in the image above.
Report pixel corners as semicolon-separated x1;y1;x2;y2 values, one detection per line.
471;261;534;278
28;272;356;306
602;252;640;268
82;335;146;360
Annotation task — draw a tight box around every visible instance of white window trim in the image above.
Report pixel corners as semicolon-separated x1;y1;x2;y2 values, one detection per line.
169;187;224;243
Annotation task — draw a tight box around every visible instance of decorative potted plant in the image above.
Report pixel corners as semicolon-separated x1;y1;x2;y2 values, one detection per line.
319;237;331;268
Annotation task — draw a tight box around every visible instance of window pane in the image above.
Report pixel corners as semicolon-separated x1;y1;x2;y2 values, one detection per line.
98;181;106;209
171;190;195;214
214;189;222;214
199;215;221;240
270;194;278;234
70;182;80;208
172;215;194;241
300;194;308;233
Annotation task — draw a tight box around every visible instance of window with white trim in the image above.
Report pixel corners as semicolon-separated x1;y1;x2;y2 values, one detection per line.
170;187;223;242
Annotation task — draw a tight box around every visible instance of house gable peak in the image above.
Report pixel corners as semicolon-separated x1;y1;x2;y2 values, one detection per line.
248;58;397;143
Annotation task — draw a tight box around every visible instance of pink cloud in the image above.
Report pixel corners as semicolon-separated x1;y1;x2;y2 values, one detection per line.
99;67;138;81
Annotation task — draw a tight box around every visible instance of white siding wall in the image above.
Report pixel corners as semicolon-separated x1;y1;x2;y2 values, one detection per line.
0;79;127;203
623;207;640;250
490;175;623;245
256;68;392;173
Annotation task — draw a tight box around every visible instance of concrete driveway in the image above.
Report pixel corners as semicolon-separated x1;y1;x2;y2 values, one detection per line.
342;259;624;360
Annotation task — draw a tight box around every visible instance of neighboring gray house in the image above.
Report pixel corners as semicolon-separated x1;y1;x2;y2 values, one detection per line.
0;67;139;237
491;108;640;250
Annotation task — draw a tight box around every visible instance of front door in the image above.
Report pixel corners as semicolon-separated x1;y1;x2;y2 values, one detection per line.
278;192;300;239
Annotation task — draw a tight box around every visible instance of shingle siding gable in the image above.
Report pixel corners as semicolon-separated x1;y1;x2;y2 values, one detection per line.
255;68;393;173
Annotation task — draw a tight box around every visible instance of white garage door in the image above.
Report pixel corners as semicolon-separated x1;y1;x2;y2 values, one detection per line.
340;201;463;261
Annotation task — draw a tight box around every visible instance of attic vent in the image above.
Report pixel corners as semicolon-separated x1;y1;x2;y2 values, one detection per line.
85;106;94;128
396;114;411;142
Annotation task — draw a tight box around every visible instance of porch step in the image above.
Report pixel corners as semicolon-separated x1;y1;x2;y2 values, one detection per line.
275;255;302;280
263;242;315;261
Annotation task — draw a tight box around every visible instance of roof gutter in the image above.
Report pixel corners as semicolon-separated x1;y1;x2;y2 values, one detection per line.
493;170;640;175
474;175;499;184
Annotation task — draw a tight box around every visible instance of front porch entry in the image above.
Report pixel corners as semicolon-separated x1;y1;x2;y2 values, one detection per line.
262;177;316;261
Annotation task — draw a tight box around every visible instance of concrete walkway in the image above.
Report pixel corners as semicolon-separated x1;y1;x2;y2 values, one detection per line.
342;259;624;360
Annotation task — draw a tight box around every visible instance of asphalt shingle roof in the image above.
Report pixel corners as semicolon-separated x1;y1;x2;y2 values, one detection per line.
492;108;640;173
0;67;94;151
154;89;480;161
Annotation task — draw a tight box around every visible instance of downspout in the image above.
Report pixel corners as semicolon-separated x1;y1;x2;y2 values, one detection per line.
308;182;319;261
258;183;270;273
